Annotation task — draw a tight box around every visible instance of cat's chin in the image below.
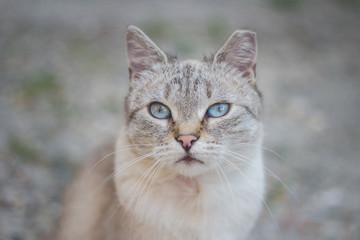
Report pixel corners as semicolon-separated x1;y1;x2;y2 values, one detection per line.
169;155;212;177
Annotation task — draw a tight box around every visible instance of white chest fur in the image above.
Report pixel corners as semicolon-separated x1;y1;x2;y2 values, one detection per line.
114;137;264;240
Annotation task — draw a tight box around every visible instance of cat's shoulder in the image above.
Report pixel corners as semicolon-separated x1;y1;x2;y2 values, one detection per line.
54;141;116;240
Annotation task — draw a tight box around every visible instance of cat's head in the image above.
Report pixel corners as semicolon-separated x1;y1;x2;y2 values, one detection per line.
124;26;262;177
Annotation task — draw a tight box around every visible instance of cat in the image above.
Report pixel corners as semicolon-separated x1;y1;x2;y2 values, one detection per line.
54;25;264;240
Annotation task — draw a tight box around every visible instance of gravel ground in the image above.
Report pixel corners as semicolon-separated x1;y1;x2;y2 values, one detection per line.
1;0;360;239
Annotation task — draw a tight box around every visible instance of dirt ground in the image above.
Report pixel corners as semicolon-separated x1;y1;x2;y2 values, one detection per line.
1;0;360;239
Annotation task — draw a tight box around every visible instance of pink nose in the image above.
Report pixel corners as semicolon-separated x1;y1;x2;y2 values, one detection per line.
176;134;199;151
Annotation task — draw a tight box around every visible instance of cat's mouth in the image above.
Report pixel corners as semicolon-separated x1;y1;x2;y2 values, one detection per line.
175;155;204;165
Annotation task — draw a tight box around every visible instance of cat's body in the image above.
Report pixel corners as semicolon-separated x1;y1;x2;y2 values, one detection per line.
55;26;264;240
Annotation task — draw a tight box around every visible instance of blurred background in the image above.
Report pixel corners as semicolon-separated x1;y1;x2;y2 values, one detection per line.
1;0;360;239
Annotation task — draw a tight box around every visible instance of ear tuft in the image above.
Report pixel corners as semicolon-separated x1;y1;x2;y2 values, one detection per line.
126;25;167;79
213;30;257;75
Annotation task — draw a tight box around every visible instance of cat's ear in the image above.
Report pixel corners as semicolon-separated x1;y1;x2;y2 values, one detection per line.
126;25;167;79
213;30;257;77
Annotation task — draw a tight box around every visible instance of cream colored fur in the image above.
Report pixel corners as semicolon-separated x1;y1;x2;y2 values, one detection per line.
55;26;264;240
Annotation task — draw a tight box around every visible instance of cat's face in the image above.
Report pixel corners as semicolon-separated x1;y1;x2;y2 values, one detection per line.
124;26;262;177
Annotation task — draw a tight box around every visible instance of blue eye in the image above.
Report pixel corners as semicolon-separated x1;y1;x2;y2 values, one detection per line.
149;102;171;119
207;103;230;118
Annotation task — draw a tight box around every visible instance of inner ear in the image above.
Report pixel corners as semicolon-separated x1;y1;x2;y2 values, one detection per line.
126;25;168;79
242;64;256;79
213;30;257;76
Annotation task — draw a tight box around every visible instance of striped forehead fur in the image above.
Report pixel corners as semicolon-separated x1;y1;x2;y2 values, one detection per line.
126;60;262;123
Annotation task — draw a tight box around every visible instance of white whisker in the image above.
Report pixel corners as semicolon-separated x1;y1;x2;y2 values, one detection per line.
209;159;227;195
141;159;166;213
233;142;286;162
88;144;154;174
128;157;163;239
219;155;283;240
91;150;158;197
225;150;301;206
214;159;239;219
